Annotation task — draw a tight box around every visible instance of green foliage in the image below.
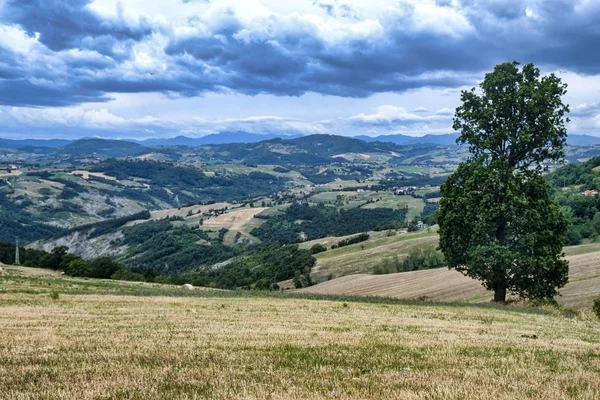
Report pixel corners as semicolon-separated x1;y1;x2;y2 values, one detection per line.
64;258;92;277
310;244;327;255
39;246;69;270
189;244;316;290
253;203;407;244
0;192;65;244
57;210;151;239
49;291;60;300
293;268;313;289
440;62;570;302
372;255;402;275
401;246;445;272
454;62;569;170
111;269;146;282
0;242;48;266
121;220;237;274
421;200;439;225
91;159;289;204
333;233;370;249
547;156;600;189
593;298;600;319
546;156;600;244
88;258;121;279
439;162;569;301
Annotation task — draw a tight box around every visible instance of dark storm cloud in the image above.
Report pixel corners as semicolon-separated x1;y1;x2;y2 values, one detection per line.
3;0;153;57
0;0;600;107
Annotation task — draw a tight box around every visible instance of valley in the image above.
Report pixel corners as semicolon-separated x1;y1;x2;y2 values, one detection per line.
2;134;600;310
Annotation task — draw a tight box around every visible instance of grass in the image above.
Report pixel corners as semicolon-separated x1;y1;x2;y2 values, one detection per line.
0;265;599;399
303;229;439;280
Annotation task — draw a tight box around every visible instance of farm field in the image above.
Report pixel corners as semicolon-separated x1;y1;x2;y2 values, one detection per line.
302;247;600;311
300;229;440;280
201;207;268;244
1;265;599;400
0;170;21;178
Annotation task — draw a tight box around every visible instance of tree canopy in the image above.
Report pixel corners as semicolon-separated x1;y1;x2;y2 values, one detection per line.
439;62;570;302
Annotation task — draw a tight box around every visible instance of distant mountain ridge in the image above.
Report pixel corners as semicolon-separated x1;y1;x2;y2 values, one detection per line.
355;133;460;146
0;138;73;148
62;139;147;157
1;132;600;150
135;132;303;146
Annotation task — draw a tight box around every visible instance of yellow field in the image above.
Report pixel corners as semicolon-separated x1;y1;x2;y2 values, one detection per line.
71;170;118;181
0;265;599;399
0;170;22;178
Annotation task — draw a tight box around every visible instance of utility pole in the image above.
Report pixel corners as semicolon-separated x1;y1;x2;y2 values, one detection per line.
15;238;20;265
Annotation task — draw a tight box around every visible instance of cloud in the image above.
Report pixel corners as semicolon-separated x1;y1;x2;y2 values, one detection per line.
571;103;600;118
0;0;599;110
413;107;429;113
0;104;327;138
2;0;154;57
348;105;450;128
434;107;453;116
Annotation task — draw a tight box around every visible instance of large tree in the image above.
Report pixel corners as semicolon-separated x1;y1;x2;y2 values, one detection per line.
438;62;570;302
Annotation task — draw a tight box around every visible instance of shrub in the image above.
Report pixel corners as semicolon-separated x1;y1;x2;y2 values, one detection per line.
594;298;600;319
49;291;60;300
336;233;370;248
401;246;445;272
373;255;402;275
310;244;327;255
111;269;146;282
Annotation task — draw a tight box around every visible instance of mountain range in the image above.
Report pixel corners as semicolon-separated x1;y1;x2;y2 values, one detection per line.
1;132;600;149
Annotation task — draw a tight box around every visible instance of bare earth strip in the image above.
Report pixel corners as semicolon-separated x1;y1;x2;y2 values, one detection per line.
302;251;600;310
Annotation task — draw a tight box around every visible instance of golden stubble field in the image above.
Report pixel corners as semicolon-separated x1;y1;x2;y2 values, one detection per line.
1;269;599;399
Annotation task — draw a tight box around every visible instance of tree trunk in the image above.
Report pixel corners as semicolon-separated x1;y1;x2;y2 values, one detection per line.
494;281;507;302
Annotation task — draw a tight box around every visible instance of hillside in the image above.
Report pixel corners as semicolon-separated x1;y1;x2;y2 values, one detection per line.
301;243;600;310
1;265;599;399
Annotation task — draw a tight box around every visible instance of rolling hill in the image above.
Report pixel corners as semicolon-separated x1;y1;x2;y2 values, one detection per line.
301;243;600;310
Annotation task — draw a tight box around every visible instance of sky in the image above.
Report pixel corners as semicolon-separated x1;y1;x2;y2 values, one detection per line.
0;0;599;140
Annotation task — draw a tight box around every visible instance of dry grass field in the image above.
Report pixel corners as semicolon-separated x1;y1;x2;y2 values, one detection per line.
302;249;600;311
0;169;22;178
0;265;599;400
71;170;118;181
302;229;440;281
202;207;268;244
125;203;232;226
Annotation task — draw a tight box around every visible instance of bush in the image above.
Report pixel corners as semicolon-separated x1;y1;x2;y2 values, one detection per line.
88;258;121;279
111;269;146;282
336;233;370;248
49;291;60;300
401;246;445;272
310;244;327;255
373;255;402;275
64;259;91;277
594;298;600;319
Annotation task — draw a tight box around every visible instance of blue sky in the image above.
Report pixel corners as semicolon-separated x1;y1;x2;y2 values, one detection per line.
0;0;599;139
